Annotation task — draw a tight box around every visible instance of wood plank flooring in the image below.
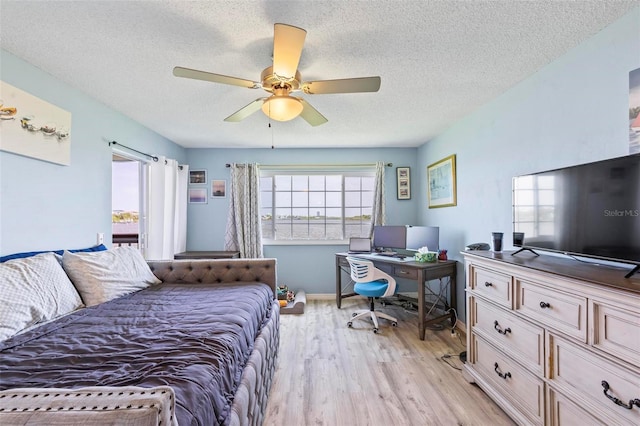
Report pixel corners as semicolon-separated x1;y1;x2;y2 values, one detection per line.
264;298;515;426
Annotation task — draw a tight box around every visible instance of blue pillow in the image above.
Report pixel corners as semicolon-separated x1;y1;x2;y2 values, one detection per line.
0;244;108;263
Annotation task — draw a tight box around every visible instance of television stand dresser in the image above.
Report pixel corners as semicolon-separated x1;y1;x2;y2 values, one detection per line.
462;250;639;425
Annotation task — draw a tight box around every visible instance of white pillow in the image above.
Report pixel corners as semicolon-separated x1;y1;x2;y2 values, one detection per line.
62;246;161;307
0;252;84;341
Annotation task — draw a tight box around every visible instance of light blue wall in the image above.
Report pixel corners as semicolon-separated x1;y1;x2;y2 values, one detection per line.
0;49;186;255
185;147;419;294
416;8;640;318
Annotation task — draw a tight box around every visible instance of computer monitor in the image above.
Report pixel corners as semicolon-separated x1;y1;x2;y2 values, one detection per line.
405;226;439;252
373;225;407;251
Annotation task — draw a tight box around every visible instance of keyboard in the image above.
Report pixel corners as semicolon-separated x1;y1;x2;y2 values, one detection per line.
380;255;411;262
356;253;411;262
377;252;397;257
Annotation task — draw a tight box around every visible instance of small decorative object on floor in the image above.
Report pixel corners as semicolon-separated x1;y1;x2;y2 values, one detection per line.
414;247;437;262
438;249;448;261
277;285;289;301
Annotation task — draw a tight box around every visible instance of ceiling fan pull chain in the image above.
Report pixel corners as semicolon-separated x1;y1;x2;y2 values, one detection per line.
269;122;275;150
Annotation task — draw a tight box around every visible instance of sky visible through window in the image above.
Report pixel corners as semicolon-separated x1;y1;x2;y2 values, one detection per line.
112;161;139;212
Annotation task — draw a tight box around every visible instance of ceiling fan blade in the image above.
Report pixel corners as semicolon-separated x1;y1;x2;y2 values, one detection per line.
298;99;328;126
173;66;260;89
272;23;306;80
224;98;266;122
302;76;381;94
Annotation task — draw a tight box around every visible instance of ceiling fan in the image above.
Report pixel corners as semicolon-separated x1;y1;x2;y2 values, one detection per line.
173;23;381;126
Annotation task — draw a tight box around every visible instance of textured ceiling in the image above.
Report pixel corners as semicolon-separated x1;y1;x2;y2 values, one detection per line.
1;1;638;149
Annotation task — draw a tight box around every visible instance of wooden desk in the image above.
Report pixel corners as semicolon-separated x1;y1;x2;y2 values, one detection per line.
174;251;240;259
335;253;457;340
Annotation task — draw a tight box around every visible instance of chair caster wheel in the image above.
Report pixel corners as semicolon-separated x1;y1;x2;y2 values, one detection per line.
352;313;358;317
373;328;379;334
347;322;353;328
392;322;398;327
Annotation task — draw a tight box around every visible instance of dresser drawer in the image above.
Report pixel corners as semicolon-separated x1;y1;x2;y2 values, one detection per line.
591;299;640;366
470;333;544;424
548;333;640;425
470;265;512;308
547;387;606;426
515;279;587;341
470;296;544;375
393;266;417;280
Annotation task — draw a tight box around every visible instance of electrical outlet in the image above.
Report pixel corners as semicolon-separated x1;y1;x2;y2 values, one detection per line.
97;232;104;245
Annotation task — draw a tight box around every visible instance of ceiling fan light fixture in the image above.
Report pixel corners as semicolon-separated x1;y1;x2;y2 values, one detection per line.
174;23;381;126
261;95;303;121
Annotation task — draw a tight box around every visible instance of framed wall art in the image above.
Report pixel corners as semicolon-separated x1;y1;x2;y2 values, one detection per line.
211;179;226;198
188;188;207;204
427;154;457;208
630;67;640;154
189;169;207;184
396;167;411;200
0;80;72;166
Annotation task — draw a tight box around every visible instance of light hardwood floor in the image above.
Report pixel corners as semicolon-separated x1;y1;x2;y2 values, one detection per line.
264;298;515;426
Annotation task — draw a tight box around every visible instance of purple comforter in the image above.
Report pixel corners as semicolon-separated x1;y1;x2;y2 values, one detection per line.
0;282;274;426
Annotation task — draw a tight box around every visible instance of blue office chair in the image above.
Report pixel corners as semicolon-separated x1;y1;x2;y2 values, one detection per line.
346;257;398;333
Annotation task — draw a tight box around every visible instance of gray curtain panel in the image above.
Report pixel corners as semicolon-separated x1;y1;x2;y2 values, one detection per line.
369;161;386;237
224;163;263;258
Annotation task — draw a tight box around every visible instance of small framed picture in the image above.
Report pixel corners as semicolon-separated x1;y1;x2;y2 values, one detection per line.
211;179;227;198
396;167;411;200
188;188;207;204
189;169;207;184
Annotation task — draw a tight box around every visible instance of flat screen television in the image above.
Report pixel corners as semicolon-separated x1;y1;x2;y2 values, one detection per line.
512;153;639;275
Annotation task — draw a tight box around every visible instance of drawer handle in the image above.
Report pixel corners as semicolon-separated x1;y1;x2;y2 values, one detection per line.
539;301;551;309
484;281;493;287
494;362;511;380
601;381;640;410
493;320;511;335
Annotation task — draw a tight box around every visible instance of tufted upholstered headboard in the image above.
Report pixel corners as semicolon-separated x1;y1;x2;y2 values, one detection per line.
146;258;277;297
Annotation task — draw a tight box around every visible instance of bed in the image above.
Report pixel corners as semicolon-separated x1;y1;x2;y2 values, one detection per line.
0;248;279;426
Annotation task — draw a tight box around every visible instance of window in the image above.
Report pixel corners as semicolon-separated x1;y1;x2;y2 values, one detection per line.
260;169;376;242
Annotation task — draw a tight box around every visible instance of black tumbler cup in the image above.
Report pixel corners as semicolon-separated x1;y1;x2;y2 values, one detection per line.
492;232;503;252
